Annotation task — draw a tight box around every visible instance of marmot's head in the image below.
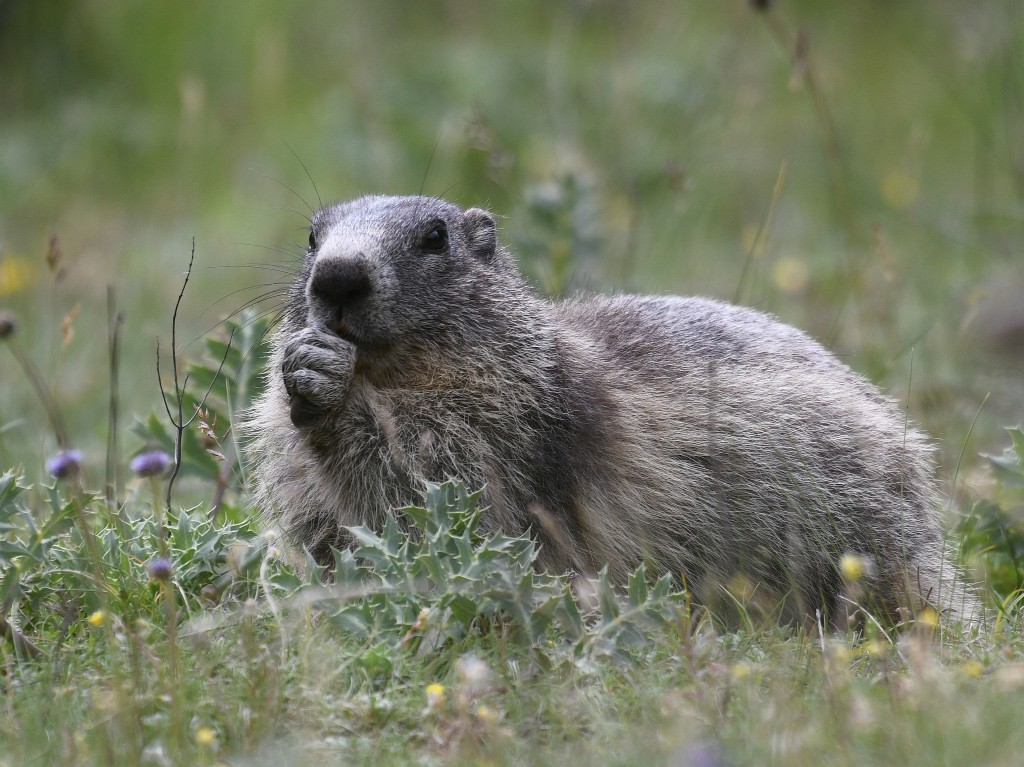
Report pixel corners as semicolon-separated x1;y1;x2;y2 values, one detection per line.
291;195;519;367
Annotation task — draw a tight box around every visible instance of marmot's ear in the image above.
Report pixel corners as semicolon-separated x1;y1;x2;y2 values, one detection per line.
463;208;497;261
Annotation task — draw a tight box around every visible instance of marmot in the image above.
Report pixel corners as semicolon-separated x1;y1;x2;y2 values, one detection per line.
244;194;979;626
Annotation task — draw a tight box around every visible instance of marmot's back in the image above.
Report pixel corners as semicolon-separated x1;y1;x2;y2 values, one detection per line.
556;295;947;604
560;295;856;380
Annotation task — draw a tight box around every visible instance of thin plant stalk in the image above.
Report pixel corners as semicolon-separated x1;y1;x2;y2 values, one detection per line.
3;335;70;451
147;473;183;751
157;241;234;515
106;285;125;508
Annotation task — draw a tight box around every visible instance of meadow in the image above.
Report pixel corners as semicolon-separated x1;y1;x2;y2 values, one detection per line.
2;2;1024;764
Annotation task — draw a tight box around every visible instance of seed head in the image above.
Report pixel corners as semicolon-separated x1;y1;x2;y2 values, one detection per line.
46;449;83;480
147;557;173;581
130;450;172;478
0;311;16;340
456;655;491;699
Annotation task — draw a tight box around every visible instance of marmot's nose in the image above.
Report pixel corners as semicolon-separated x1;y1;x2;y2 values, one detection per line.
310;258;373;309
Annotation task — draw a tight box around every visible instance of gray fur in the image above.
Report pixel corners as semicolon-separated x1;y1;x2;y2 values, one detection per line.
244;194;979;626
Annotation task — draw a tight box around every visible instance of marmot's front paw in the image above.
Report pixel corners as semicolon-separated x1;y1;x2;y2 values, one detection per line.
281;327;354;429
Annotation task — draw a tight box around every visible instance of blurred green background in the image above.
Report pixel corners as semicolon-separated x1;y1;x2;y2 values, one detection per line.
0;0;1021;488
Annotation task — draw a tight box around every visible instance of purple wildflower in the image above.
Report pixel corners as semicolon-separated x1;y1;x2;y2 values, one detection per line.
46;449;83;480
130;450;172;478
147;557;173;581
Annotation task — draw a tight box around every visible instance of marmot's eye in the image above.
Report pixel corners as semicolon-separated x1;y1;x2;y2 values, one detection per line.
422;223;448;252
308;230;317;251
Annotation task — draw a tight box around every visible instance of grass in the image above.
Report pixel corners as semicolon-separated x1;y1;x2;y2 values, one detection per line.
2;1;1024;765
4;338;1021;767
6;588;1024;766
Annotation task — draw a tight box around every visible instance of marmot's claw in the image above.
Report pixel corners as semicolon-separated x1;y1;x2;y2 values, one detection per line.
281;326;354;425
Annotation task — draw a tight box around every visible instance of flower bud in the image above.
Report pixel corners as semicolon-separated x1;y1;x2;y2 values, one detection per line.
130;450;172;478
46;449;82;480
147;557;173;581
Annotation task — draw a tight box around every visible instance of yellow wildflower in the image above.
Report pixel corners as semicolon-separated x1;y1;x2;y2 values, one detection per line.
475;704;498;724
731;662;751;681
881;171;919;209
772;257;809;295
917;607;939;629
830;644;852;666
864;639;886;659
962;661;984;679
425;683;445;709
195;726;217;746
839;554;866;583
0;256;34;296
87;610;106;627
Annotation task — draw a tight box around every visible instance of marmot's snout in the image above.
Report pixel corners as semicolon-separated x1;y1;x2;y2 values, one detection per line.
309;256;373;339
